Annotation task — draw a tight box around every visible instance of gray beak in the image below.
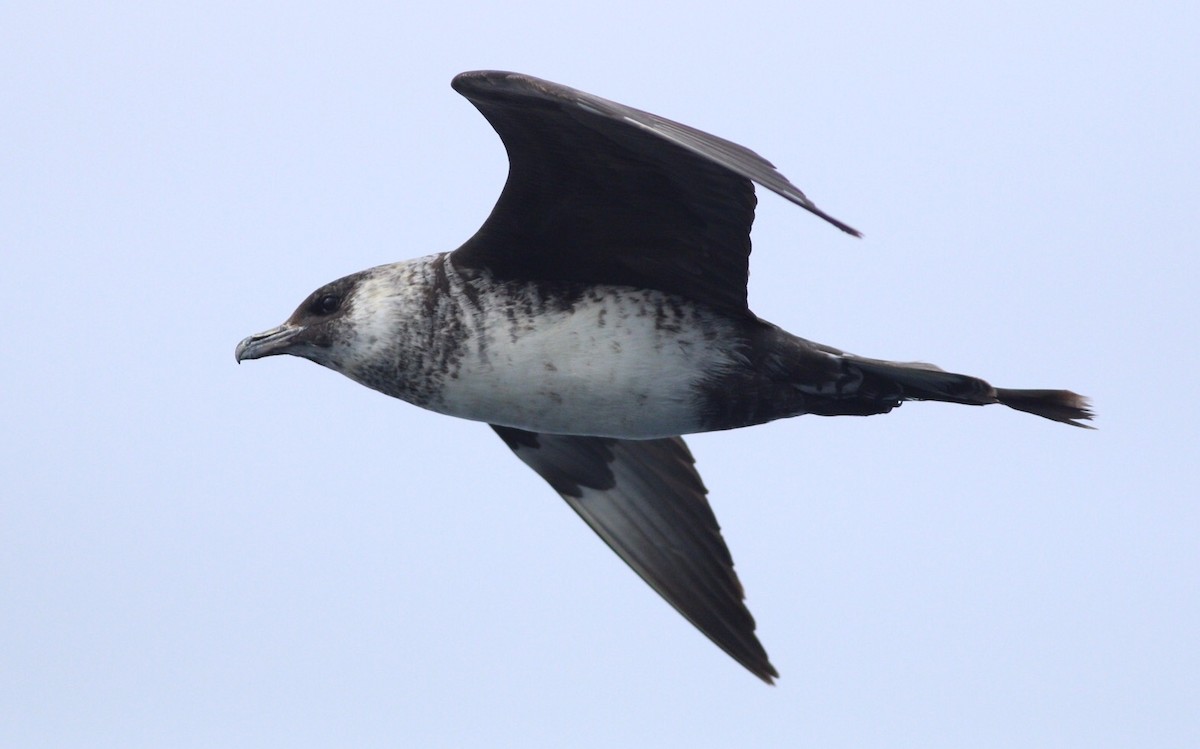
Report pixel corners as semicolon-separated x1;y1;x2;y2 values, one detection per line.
235;323;302;362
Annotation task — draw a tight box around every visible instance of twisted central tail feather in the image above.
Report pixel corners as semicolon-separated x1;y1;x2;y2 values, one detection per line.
846;357;1094;428
993;388;1094;427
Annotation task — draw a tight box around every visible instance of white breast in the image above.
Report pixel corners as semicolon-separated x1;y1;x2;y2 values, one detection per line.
432;274;741;439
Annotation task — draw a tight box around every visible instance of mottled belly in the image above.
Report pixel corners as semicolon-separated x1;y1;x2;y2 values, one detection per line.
429;286;741;438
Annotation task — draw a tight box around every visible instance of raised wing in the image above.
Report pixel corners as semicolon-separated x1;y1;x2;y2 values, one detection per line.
451;70;859;316
491;425;777;683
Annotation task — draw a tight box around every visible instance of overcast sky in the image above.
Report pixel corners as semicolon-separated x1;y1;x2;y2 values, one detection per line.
3;2;1197;747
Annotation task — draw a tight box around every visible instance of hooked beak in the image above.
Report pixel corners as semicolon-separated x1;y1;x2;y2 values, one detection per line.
235;323;303;362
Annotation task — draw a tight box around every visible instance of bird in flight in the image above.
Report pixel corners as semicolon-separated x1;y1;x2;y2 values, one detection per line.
236;71;1091;683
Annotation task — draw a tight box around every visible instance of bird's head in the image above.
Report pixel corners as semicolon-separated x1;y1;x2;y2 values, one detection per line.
235;271;370;371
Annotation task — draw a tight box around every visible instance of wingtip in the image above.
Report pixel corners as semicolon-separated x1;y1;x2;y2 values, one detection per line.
755;663;780;686
812;206;862;238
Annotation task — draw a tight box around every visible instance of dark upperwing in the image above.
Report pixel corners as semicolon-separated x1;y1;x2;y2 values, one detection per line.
449;70;859;317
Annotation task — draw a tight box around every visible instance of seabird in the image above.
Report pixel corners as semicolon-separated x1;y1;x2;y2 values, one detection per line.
236;71;1092;683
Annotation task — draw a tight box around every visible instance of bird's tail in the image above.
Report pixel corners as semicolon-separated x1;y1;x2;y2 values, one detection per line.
992;388;1094;427
847;356;1094;428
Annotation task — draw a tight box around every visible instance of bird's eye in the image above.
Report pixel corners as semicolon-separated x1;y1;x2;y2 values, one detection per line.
312;293;341;315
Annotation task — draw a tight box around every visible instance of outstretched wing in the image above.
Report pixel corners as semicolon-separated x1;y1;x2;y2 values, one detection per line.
491;425;777;683
451;70;858;316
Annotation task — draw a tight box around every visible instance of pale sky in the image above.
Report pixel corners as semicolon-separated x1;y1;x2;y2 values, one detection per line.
3;2;1197;747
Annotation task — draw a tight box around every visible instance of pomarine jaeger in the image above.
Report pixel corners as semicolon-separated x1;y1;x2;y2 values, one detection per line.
236;70;1092;683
